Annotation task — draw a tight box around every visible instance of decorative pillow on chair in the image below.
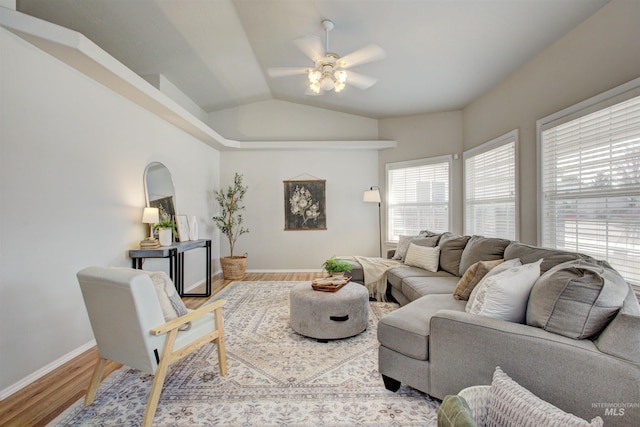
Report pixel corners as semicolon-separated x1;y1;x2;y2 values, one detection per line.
438;395;477;427
404;243;440;272
488;367;603;426
454;259;505;301
466;259;542;323
144;271;191;330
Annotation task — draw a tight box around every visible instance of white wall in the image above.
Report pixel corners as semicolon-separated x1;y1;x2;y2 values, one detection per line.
208;99;379;140
462;0;640;244
0;27;220;394
220;149;381;269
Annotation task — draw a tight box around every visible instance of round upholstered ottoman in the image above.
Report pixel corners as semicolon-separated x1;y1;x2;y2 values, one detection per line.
289;281;369;341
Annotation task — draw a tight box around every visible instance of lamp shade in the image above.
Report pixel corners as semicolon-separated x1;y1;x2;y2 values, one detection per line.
141;207;159;224
363;189;381;203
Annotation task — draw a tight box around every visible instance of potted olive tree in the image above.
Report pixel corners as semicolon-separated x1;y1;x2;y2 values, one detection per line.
212;173;249;279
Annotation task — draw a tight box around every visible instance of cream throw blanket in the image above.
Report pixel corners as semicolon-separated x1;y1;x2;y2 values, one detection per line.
342;256;406;301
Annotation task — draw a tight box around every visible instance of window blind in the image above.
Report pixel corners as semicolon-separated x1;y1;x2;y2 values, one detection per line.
386;157;450;241
540;92;640;283
464;131;518;240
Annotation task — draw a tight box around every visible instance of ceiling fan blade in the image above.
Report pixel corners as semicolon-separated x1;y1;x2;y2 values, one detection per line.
267;67;309;78
338;44;385;69
345;71;378;90
294;35;324;62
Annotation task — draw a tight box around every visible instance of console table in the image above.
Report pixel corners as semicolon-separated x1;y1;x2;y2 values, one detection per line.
129;239;211;297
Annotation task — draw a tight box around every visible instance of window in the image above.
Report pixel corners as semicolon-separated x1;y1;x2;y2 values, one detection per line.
386;156;451;241
538;79;640;284
464;130;518;240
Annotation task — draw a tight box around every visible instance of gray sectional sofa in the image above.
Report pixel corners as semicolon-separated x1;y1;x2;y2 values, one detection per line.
349;232;640;425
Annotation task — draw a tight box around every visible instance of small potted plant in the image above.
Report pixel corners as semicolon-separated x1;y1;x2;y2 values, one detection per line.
322;257;353;277
212;173;249;279
154;217;177;247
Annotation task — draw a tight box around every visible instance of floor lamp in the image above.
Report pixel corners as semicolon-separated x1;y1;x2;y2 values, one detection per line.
363;186;382;257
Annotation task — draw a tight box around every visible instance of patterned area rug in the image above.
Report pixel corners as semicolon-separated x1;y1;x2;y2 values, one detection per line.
52;281;439;426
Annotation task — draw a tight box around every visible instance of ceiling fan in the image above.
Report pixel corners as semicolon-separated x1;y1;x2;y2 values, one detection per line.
267;19;385;95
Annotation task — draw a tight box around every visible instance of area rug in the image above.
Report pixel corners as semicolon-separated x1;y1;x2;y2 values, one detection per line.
52;281;439;426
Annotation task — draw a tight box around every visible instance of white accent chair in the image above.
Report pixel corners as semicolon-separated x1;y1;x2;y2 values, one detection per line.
77;267;227;427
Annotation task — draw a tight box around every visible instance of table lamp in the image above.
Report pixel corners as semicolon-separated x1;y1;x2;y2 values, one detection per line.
141;207;159;240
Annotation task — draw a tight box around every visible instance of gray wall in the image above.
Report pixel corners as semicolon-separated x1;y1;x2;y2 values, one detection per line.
462;0;640;244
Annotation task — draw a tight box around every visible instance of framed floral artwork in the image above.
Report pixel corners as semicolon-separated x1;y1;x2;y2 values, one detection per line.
283;179;326;230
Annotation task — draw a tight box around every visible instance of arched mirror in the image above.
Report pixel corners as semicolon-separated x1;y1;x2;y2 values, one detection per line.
144;162;177;221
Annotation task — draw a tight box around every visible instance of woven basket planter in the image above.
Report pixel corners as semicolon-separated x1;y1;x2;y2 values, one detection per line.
220;255;248;280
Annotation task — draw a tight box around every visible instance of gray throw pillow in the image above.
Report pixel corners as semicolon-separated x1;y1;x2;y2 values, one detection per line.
526;259;628;339
392;235;419;260
439;234;470;276
458;235;511;276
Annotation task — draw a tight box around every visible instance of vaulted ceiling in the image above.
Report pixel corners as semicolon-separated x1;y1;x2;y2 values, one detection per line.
17;0;609;119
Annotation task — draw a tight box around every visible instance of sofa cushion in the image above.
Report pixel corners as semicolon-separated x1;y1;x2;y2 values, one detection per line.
488;367;604;427
527;259;629;339
453;259;505;301
458;235;511;276
404;244;440;272
467;259;542;323
594;283;640;363
402;276;459;301
377;294;466;360
503;242;594;275
387;266;455;290
439;234;470;276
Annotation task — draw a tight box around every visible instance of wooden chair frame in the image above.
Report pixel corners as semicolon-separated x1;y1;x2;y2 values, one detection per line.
84;299;227;427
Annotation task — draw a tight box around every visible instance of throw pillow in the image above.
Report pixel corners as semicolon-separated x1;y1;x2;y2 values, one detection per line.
404;243;440;272
438;395;476;427
594;283;640;363
453;259;505;301
466;258;521;310
144;271;191;330
488;367;603;427
458;235;511;276
467;259;542;323
527;259;629;339
392;235;419;260
438;234;471;276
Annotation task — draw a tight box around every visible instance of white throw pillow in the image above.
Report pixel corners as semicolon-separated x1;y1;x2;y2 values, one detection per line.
466;258;521;311
404;243;440;272
488;366;603;427
467;259;542;323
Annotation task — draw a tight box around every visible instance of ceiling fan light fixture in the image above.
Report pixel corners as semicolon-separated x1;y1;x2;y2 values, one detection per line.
334;82;346;92
320;75;335;91
334;70;347;83
308;70;321;83
309;82;321;94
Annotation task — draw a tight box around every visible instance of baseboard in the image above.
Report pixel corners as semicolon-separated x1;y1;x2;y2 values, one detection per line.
246;269;323;273
0;339;96;401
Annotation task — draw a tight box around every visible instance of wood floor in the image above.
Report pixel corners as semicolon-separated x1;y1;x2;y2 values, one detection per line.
0;272;324;427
